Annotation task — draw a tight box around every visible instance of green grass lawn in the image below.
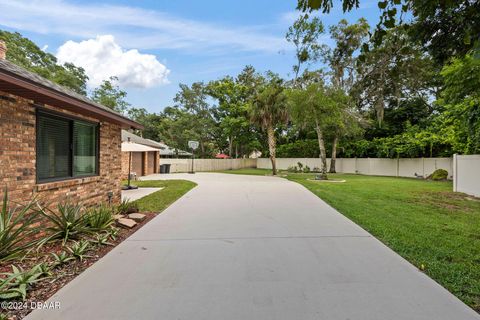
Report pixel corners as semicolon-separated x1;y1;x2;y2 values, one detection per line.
123;180;196;213
221;169;480;310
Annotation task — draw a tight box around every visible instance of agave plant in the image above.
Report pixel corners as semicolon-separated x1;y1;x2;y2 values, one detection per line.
67;240;91;261
116;199;138;215
0;188;41;261
51;251;74;266
40;201;91;245
93;233;113;246
108;227;120;241
37;262;53;277
0;264;45;300
84;205;114;231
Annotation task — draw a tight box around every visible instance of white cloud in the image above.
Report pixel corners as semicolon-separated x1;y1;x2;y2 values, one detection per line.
56;35;170;88
0;0;288;54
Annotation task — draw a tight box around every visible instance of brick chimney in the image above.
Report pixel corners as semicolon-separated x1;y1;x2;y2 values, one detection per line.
0;40;6;60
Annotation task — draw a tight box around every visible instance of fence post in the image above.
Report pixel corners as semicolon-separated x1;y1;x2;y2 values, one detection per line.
422;157;425;178
396;157;399;177
453;154;457;192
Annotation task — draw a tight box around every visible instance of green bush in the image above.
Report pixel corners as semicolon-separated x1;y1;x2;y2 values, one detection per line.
84;205;114;231
430;169;449;180
0;264;45;300
0;189;42;261
277;140;319;158
40;201;92;245
286;165;298;173
117;199;138;215
67;240;91;261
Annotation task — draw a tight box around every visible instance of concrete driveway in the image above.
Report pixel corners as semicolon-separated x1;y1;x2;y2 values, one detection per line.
27;173;479;320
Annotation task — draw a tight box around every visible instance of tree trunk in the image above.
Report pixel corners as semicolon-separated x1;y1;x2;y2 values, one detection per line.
200;141;205;158
228;137;233;158
267;125;277;175
315;122;328;180
329;134;338;173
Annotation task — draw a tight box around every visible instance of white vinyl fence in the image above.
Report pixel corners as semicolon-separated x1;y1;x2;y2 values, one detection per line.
257;157;454;179
160;158;256;173
453;154;480;197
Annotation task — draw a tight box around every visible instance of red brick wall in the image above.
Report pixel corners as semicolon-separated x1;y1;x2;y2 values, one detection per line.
121;151;130;180
121;151;160;178
0;90;122;208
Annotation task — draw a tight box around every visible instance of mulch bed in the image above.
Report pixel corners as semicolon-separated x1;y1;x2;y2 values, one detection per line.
0;212;156;320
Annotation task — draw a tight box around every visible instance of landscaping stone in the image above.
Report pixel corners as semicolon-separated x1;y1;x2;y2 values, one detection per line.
113;214;125;220
128;213;146;221
117;218;137;229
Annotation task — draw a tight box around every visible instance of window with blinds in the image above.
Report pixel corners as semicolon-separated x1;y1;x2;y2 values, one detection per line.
73;121;97;176
37;111;99;182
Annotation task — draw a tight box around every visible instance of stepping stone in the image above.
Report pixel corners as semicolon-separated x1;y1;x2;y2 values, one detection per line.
117;218;137;229
128;213;146;221
113;214;125;220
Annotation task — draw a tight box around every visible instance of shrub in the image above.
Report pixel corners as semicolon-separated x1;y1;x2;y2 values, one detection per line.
0;264;44;300
0;189;41;261
430;169;449;180
303;165;311;173
51;251;74;267
84;205;114;231
117;199;138;215
297;162;304;170
40;201;92;245
108;227;120;241
93;233;113;246
286;165;298;173
277;139;319;157
67;240;91;261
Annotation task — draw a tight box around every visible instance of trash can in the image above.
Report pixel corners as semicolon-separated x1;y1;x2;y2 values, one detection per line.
165;164;171;173
160;164;166;174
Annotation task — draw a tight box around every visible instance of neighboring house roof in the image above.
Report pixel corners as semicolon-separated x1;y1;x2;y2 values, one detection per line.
121;130;192;156
0;59;142;129
122;130;165;149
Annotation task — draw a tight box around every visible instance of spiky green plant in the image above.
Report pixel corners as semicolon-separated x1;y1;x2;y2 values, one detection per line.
37;262;53;277
108;227;120;241
51;251;74;266
94;233;113;246
0;264;44;300
116;199;138;215
0;188;41;261
84;205;114;231
40;201;91;245
66;240;91;261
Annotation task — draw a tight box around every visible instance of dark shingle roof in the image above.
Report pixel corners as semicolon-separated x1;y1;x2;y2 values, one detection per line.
0;59;142;128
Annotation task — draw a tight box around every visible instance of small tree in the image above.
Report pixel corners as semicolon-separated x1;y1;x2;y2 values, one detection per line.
288;82;341;179
91;76;130;114
250;75;289;175
286;14;327;83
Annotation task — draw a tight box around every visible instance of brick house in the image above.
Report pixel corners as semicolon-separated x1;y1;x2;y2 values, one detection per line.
121;130;162;179
0;41;142;207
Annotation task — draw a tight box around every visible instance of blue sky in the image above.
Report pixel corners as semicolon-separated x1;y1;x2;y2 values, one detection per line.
0;0;380;113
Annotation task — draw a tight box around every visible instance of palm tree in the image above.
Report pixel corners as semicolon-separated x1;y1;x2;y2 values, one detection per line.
251;77;289;175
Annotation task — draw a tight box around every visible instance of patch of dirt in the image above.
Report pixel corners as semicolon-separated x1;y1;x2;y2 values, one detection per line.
307;178;346;183
0;212;156;320
411;191;480;212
